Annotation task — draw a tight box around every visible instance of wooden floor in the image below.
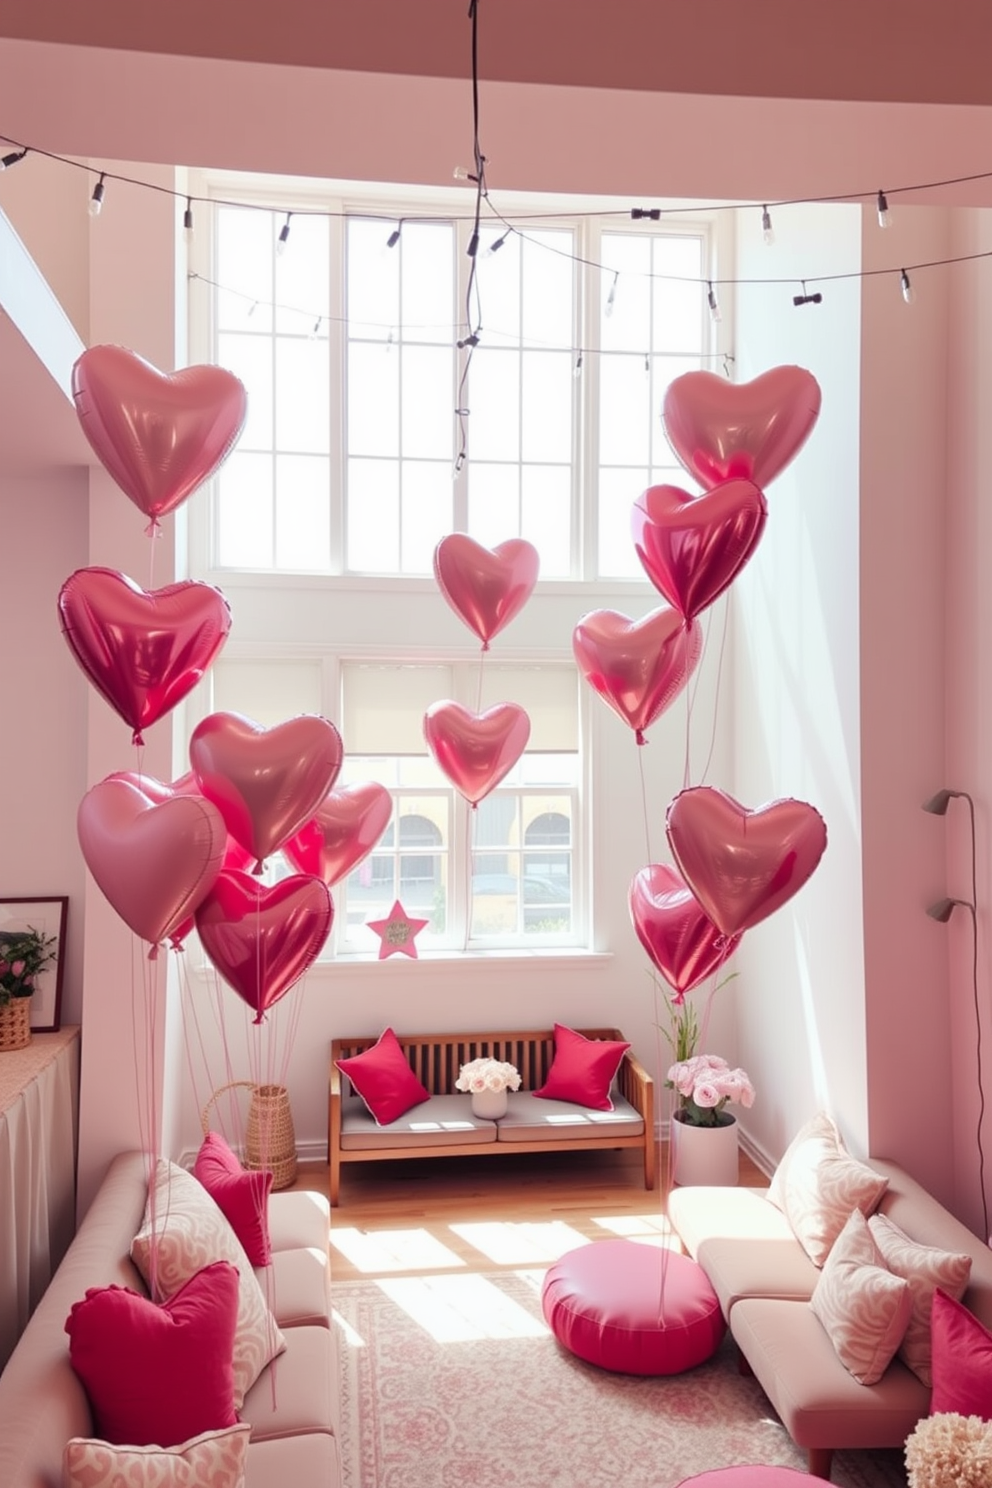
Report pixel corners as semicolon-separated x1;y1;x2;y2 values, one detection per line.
290;1142;769;1283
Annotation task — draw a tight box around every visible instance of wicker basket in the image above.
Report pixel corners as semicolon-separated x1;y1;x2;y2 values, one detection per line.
0;997;31;1052
201;1080;298;1191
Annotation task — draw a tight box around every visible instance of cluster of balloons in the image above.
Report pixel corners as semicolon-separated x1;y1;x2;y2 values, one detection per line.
61;345;394;1020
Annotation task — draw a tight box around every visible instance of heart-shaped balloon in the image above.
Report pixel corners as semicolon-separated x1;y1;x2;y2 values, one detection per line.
424;701;531;806
629;863;742;995
666;786;828;938
58;569;232;746
662;367;821;491
195;870;333;1023
572;606;701;744
282;782;393;886
189;712;344;871
77;778;226;949
72;345;247;523
434;535;540;648
631;480;768;620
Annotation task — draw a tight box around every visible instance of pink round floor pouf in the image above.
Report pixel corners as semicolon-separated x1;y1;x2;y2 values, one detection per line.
675;1471;825;1487
541;1239;725;1375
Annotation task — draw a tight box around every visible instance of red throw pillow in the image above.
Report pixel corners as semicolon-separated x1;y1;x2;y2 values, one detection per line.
335;1027;430;1125
930;1287;992;1418
534;1023;631;1111
194;1131;273;1267
65;1260;239;1446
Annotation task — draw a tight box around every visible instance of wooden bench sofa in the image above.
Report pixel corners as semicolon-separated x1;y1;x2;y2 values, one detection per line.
328;1027;655;1206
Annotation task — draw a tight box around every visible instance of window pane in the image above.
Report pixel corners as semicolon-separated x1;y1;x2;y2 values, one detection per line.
599;353;651;466
275;454;331;570
401;346;452;459
401;461;451;573
598;466;649;579
401;223;453;344
212;658;322;724
654;354;703;467
521;230;573;347
347;458;399;571
476;230;520;338
521;350;571;463
469;349;520;462
468;463;519;544
653;236;704;351
274;214;328;335
521;465;570;577
216;451;273;567
218;333;273;449
275;338;330;453
600;234;651;352
217;206;273;333
347;218;398;340
348;342;399;457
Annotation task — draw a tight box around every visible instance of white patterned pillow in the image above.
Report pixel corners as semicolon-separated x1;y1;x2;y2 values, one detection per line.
130;1160;284;1407
63;1423;250;1488
868;1212;973;1386
810;1208;912;1384
768;1111;888;1266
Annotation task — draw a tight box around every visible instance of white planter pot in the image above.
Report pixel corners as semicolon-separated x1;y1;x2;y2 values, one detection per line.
671;1111;739;1187
471;1087;508;1120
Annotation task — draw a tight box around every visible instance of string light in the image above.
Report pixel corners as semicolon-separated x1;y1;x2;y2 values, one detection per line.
573;351;583;379
605;271;618;317
762;205;775;245
792;281;823;307
276;212;292;255
707;282;721;322
483;230;510;257
88;173;106;217
310;316;323;338
183;198;194;241
0;146;27;171
386;224;402;249
877;188;891;228
630;207;661;221
900;268;914;304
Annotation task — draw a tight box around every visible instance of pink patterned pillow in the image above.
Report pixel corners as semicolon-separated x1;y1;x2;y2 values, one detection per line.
868;1212;972;1386
130;1159;285;1409
194;1131;273;1267
63;1423;251;1488
768;1111;888;1266
810;1208;913;1384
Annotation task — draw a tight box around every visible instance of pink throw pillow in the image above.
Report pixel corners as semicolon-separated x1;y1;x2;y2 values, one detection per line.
194;1131;273;1267
868;1212;972;1386
335;1027;430;1125
809;1209;912;1385
930;1288;992;1418
534;1024;630;1112
63;1424;251;1488
65;1261;239;1446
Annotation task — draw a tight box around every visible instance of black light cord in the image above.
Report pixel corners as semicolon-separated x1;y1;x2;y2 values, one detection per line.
455;0;486;475
963;793;989;1241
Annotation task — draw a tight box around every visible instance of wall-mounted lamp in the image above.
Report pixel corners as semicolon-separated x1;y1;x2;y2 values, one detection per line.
926;896;974;923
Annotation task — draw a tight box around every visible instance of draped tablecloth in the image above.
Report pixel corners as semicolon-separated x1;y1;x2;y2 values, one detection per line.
0;1027;80;1372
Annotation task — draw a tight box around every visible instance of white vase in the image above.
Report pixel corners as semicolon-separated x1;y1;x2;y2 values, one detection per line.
670;1110;739;1187
471;1087;508;1120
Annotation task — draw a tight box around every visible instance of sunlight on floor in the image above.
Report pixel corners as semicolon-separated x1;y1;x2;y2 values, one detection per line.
329;1226;464;1273
591;1213;681;1248
376;1272;550;1342
330;1307;367;1349
448;1219;590;1264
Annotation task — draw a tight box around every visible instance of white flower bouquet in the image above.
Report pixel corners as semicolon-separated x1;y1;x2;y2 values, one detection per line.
455;1057;522;1095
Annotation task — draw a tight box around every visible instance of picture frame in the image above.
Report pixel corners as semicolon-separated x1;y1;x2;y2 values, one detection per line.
0;896;68;1034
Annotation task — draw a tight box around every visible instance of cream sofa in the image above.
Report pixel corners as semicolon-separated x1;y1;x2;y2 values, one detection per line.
668;1156;992;1481
0;1149;341;1488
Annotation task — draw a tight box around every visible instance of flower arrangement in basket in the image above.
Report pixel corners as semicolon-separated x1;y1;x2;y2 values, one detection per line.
0;925;58;1052
455;1058;522;1095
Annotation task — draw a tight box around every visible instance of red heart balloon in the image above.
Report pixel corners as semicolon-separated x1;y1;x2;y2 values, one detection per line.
434;535;540;648
665;786;828;938
628;863;741;995
572;606;701;744
631;480;767;620
282;782;393;886
77;778;226;949
195;870;334;1022
58;569;232;746
663;367;821;491
423;701;531;806
72;345;247;522
189;712;343;871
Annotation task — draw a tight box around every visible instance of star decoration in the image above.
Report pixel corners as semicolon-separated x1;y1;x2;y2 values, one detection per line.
367;900;429;960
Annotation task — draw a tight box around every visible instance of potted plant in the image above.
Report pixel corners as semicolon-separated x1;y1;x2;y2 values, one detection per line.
0;926;59;1051
455;1056;522;1119
667;1051;755;1186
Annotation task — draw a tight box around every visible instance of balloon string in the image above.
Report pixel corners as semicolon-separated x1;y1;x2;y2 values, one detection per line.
699;595;731;788
637;745;653;866
476;648;486;712
464;799;473;952
696;938;733;1053
177;948;210;1128
647;964;674;1312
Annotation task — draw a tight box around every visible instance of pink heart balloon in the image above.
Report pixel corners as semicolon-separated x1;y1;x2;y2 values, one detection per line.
72;345;247;522
572;606;702;744
631;480;767;620
77;778;226;949
195;871;333;1023
59;569;232;746
189;712;344;871
665;786;828;938
662;367;821;491
282;782;393;886
424;701;531;806
629;863;741;995
434;535;540;648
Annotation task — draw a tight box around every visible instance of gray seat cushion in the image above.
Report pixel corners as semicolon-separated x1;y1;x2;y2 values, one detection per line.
339;1093;498;1150
495;1090;643;1142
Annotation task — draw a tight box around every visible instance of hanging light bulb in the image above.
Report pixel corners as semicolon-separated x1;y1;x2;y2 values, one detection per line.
877;189;891;228
277;213;292;255
761;205;775;245
573;351;583;379
183;198;194;242
605;272;618;318
88;173;106;217
900;268;914;304
0;146;28;171
386;225;401;249
483;230;510;258
707;282;721;323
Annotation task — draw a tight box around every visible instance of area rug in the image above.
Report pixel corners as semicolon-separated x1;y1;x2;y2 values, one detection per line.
333;1269;909;1488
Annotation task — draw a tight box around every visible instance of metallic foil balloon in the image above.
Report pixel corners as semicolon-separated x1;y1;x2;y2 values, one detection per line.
195;870;333;1023
282;782;393;886
77;777;226;951
629;863;742;995
189;712;344;871
662;367;821;491
58;568;232;746
572;606;701;744
434;534;540;648
631;480;767;620
71;344;247;524
423;701;530;806
665;786;828;938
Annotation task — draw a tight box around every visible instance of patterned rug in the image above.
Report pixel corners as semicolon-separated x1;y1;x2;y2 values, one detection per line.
333;1268;910;1488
